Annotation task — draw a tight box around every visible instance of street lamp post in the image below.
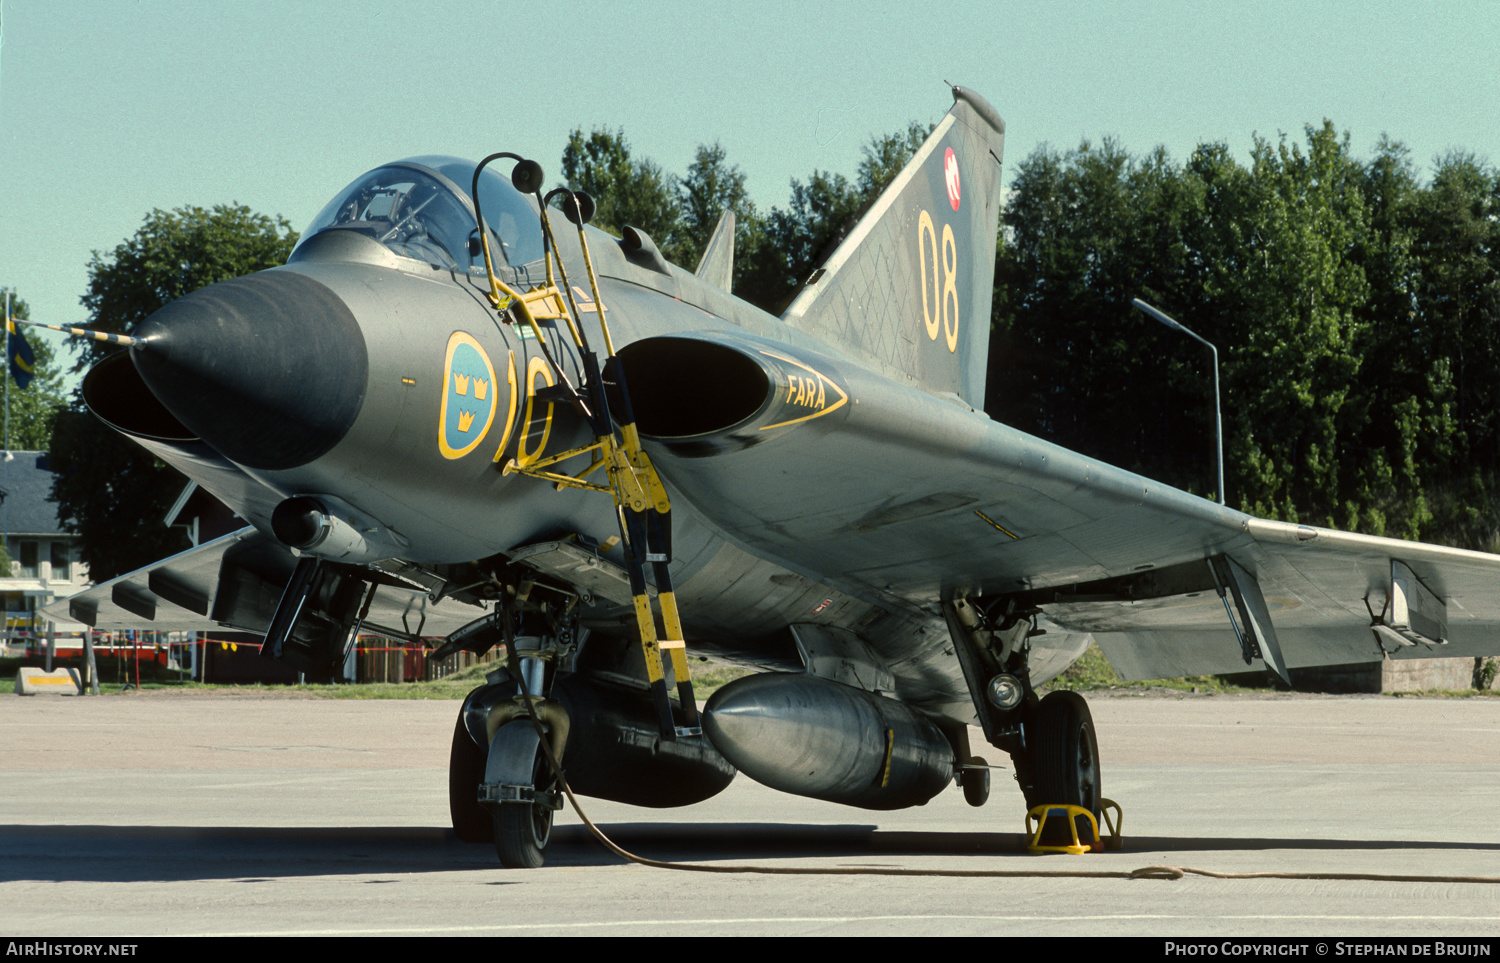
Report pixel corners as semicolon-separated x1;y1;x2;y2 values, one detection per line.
1131;298;1225;507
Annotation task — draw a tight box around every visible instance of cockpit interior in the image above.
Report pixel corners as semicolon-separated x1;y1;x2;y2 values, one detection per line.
297;157;545;272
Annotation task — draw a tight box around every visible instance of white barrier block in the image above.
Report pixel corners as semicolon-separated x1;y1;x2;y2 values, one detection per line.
14;667;83;695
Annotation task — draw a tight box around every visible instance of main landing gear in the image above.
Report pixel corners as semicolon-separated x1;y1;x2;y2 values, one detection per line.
943;598;1104;840
1028;690;1100;816
1024;690;1102;849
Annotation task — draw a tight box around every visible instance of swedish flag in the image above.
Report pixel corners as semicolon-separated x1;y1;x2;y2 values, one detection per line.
6;321;33;390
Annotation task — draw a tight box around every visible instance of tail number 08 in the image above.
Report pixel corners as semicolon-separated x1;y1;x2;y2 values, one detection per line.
918;209;958;353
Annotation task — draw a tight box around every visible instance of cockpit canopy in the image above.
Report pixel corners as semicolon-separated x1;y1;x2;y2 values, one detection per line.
297;156;544;270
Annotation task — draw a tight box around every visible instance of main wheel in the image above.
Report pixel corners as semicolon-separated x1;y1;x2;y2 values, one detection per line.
487;721;556;869
448;712;492;843
1028;691;1101;815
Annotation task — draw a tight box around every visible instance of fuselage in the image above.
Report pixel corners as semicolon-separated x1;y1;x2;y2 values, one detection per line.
95;156;979;720
98;147;1257;723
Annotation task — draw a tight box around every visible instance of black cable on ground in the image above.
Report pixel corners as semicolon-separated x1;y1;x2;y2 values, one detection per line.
509;685;1500;883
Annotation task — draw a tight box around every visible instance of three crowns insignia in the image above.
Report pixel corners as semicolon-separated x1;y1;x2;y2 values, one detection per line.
454;374;489;401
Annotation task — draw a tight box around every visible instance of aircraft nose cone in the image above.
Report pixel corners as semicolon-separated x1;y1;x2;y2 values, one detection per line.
132;271;368;470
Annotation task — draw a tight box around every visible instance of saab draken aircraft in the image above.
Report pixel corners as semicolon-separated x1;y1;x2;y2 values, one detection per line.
45;86;1500;867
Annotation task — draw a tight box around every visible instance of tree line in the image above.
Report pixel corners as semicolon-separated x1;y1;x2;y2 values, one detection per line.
15;118;1500;580
559;122;931;314
992;127;1500;549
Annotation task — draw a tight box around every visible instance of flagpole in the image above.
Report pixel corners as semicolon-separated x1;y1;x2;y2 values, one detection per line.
2;289;9;652
3;288;9;455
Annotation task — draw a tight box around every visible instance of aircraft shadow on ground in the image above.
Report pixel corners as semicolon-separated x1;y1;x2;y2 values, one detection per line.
3;823;1498;882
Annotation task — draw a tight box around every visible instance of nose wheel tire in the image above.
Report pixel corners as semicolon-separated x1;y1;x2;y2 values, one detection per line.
486;720;557;869
1028;691;1101;817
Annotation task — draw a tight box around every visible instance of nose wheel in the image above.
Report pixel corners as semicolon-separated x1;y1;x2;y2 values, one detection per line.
482;720;561;869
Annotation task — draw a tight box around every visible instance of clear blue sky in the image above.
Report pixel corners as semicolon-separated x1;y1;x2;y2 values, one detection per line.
3;0;1498;366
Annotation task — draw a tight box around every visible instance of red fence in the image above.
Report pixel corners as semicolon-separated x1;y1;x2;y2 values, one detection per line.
5;633;501;685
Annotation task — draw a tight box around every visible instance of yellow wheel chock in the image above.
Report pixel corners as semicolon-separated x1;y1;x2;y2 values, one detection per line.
1026;798;1123;854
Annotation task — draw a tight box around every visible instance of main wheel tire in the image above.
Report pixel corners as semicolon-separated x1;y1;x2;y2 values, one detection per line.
448;713;493;843
1028;691;1101;816
490;722;556;869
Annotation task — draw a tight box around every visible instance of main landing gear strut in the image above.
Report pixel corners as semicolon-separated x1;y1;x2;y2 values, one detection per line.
943;598;1103;844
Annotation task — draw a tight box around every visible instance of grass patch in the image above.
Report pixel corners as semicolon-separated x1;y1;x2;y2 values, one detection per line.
684;660;755;699
1040;644;1266;696
0;656;757;702
15;644;1488;701
1385;687;1500;699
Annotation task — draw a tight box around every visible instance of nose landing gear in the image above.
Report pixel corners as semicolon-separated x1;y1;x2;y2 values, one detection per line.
445;591;577;867
481;720;562;869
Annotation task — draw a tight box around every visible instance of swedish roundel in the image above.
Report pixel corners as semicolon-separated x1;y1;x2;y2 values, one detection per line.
439;331;498;460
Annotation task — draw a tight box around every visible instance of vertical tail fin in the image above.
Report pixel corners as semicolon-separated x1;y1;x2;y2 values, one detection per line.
781;86;1004;407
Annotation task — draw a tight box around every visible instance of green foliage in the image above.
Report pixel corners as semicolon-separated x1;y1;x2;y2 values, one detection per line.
1042;644;1260;694
1043;643;1122;689
54;205;298;582
557;122;933;317
745;169;862;312
560;128;682;254
857;121;932;194
10;339;66;451
76;205;299;371
1215;123;1372;523
994;126;1500;549
676;142;757;273
992;139;1217;493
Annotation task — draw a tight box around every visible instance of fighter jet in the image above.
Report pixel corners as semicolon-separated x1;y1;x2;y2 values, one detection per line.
45;86;1500;867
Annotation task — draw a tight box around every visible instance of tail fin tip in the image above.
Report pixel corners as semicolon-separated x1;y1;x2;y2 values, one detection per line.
782;87;1006;408
951;85;1005;138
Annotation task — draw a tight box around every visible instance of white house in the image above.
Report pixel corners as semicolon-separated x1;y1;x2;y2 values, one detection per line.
0;451;88;650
